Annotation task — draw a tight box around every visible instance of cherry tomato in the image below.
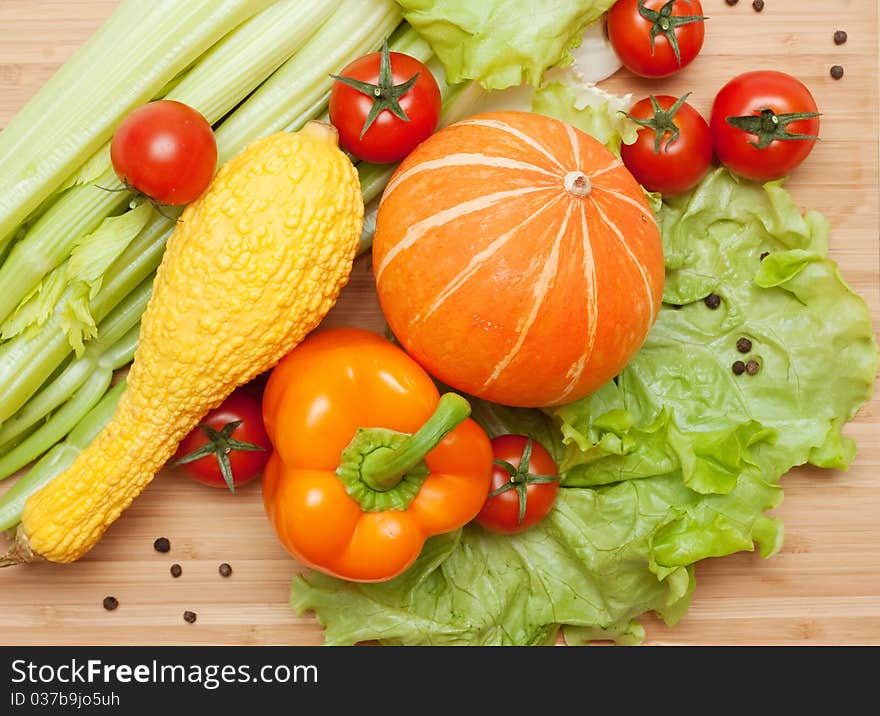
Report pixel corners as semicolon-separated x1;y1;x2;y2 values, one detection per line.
710;70;820;182
174;389;271;491
329;41;441;164
476;435;559;535
621;94;713;196
110;100;217;205
607;0;707;79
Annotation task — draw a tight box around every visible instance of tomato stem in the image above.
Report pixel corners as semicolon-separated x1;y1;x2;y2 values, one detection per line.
627;93;691;153
725;108;821;149
359;393;470;492
489;439;559;526
174;420;265;493
638;0;708;67
330;38;420;139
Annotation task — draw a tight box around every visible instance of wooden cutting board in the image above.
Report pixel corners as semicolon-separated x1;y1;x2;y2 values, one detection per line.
0;0;877;646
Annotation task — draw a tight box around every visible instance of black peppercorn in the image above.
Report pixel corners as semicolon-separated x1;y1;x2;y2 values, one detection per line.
732;361;746;376
218;563;232;578
153;537;170;553
736;338;753;354
746;359;761;375
830;65;844;80
704;293;721;309
752;0;764;11
833;30;847;45
760;251;770;261
170;564;182;578
183;611;197;624
726;0;739;5
102;596;119;611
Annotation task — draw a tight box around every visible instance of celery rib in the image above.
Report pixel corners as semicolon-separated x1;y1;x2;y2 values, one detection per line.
0;305;142;450
0;381;126;531
216;0;403;161
0;278;152;426
0;371;112;480
0;0;275;253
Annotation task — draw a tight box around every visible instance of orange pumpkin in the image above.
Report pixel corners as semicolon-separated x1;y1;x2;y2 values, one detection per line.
373;111;664;408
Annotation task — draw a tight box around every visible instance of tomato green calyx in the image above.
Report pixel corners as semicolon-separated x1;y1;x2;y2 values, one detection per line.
638;0;708;66
726;108;821;150
336;393;471;511
627;93;692;153
174;420;265;493
489;439;559;526
93;183;182;223
330;39;420;140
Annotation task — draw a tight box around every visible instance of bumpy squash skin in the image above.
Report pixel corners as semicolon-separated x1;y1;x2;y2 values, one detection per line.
20;123;363;563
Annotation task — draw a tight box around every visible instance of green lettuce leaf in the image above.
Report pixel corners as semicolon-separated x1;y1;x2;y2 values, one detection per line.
532;81;638;155
1;202;153;354
292;168;877;646
396;0;617;89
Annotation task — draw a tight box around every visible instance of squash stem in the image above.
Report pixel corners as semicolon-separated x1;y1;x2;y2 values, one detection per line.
360;393;471;492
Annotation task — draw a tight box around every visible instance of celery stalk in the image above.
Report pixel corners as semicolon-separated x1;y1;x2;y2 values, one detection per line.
0;0;275;253
0;308;140;450
0;381;126;532
216;0;403;161
0;370;113;480
0;0;337;326
0;278;152;426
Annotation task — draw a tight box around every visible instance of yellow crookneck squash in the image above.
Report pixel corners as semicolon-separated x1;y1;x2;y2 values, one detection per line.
5;122;363;565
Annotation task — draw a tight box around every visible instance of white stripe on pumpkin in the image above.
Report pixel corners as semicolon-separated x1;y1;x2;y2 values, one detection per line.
589;160;623;180
564;123;581;172
559;203;599;401
375;185;555;282
590;199;657;325
481;203;576;391
382;153;559;201
456;118;567;173
411;195;567;328
592;185;658;227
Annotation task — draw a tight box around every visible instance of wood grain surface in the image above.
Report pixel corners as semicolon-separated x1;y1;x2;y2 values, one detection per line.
0;0;877;646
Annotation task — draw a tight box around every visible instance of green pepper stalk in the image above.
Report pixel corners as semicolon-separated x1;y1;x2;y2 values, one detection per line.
359;393;471;492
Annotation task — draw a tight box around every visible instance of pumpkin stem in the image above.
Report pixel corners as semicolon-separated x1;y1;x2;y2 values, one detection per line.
564;171;592;197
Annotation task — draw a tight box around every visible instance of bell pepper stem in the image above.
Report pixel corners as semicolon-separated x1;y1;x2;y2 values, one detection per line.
360;393;471;492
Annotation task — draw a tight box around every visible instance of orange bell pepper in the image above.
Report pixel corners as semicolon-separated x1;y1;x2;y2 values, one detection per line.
262;327;493;582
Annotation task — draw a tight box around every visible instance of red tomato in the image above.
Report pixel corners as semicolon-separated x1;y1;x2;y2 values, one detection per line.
607;0;707;79
621;94;713;196
329;42;441;164
110;100;217;205
174;389;270;491
710;70;820;182
476;435;559;535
